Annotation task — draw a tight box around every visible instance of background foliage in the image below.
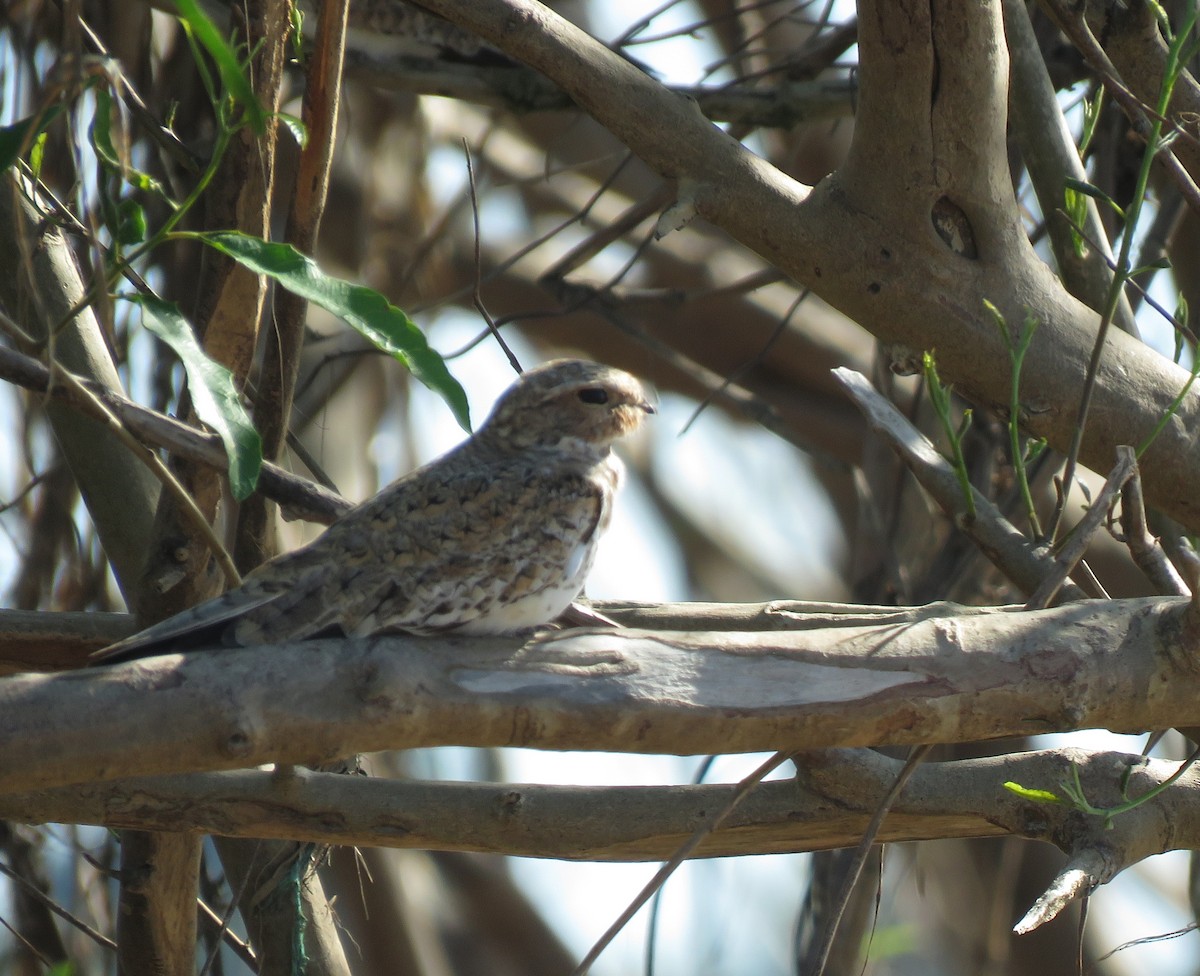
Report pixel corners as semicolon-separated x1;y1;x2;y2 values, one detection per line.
3;0;1200;973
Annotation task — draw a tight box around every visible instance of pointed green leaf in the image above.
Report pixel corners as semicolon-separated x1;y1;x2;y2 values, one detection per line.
1062;177;1125;220
278;112;308;149
193;230;471;430
0;104;67;173
30;131;48;178
116;198;148;245
90;89;167;196
123;293;263;499
171;0;268;134
1003;781;1062;804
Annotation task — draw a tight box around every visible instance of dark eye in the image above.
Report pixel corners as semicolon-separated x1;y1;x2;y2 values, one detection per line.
577;388;609;405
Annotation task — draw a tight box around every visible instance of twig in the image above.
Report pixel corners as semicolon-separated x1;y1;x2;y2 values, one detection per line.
0;860;116;952
809;744;932;976
569;750;792;975
462;140;522;374
1026;447;1137;609
50;366;242;587
1118;461;1188;596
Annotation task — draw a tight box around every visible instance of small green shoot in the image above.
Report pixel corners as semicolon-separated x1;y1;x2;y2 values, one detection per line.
1062;177;1124;221
1056;751;1200;829
986;301;1042;538
1173;294;1190;365
1138;339;1200;458
1063;184;1088;258
922;350;976;521
1003;781;1062;804
1078;87;1104;157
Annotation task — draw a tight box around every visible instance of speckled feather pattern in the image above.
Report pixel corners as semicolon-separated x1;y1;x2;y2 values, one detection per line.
94;360;654;661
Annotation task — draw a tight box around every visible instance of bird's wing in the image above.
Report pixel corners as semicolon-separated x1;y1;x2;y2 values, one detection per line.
89;584;288;664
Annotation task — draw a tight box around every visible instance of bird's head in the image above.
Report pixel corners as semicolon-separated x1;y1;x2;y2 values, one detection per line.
480;360;656;458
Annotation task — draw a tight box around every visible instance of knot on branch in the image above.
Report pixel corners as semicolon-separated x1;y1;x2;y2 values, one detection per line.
931;196;978;258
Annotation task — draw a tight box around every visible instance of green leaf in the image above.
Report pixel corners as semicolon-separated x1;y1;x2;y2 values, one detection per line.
116;198;148;245
171;0;268;134
1062;177;1125;220
192;230;472;430
1003;781;1062;804
277;112;308;149
1079;88;1104;157
90;89;167;196
0;104;67;173
123;293;263;499
30;131;48;178
1063;186;1087;259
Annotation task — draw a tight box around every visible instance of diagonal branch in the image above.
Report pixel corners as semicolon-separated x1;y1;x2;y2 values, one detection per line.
410;0;1200;537
0;343;349;525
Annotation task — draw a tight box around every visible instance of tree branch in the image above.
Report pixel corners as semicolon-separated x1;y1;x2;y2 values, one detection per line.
410;0;1200;535
2;748;1195;870
343;47;857;127
4;597;1200;795
0;344;349;526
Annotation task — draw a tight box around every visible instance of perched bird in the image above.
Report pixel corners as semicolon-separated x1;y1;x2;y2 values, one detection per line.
93;360;655;663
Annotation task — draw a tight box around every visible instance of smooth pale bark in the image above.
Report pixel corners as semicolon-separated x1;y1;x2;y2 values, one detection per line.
3;748;1194;873
3;597;1199;796
412;0;1200;532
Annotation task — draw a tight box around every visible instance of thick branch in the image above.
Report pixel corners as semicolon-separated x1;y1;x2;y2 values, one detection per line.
411;0;1200;533
0;598;1017;672
3;748;1195;868
0;173;160;598
4;597;1200;795
343;48;856;127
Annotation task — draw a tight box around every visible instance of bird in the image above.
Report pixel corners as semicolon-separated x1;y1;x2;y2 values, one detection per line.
92;359;655;663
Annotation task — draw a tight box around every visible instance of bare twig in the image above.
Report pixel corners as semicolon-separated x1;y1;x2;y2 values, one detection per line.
1026;447;1137;609
1118;461;1188;596
569;750;792;975
463;140;522;374
0;343;349;525
49;367;242;587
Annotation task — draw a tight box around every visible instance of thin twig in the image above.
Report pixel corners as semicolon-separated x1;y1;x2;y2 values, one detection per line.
570;750;792;976
0;860;117;952
1027;447;1137;609
462;140;522;373
809;744;932;976
50;366;242;587
1118;461;1188;596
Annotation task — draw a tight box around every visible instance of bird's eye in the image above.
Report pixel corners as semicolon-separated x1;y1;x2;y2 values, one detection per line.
577;388;609;405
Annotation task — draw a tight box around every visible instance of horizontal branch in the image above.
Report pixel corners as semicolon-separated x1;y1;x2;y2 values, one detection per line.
0;609;131;675
4;748;1196;870
4;597;1200;795
0;599;1018;673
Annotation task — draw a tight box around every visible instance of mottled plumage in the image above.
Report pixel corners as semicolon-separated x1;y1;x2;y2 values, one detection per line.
93;360;654;663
